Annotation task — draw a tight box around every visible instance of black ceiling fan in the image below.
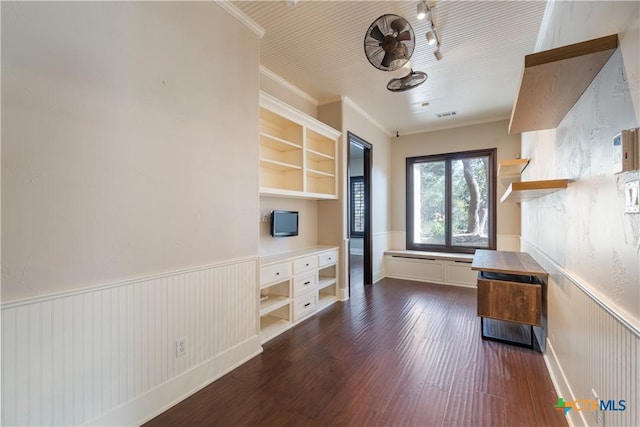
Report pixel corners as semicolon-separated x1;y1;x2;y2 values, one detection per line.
387;70;428;92
363;14;415;72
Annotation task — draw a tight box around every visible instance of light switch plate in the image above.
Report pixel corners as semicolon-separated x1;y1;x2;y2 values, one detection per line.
625;180;639;213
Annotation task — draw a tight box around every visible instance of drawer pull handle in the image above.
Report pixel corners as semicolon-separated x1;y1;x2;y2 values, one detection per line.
304;281;311;285
305;263;309;267
304;302;311;307
328;257;332;261
276;272;280;276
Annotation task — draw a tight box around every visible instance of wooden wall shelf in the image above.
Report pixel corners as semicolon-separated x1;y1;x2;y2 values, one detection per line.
498;158;530;177
500;179;570;203
508;34;618;134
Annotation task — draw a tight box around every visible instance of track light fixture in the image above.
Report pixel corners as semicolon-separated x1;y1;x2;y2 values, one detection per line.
425;29;437;45
421;3;444;62
416;1;430;20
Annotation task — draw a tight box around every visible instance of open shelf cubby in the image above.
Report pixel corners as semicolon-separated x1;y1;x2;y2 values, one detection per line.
259;92;340;200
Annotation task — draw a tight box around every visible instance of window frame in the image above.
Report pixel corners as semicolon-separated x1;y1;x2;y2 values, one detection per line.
405;148;497;254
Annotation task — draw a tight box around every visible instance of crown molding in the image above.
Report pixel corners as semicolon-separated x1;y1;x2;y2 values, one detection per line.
216;1;265;38
342;96;392;137
260;65;318;106
400;114;511;137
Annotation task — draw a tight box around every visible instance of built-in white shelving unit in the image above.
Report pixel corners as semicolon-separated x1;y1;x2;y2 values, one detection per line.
259;92;340;200
259;246;339;343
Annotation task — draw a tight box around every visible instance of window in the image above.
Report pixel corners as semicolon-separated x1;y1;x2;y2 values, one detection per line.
406;148;496;253
350;176;365;237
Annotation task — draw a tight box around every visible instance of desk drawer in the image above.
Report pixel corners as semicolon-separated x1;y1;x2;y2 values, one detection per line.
477;277;541;326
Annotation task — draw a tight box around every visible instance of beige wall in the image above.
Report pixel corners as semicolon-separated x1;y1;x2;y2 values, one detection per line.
260;67;318;118
317;101;344;249
258;197;319;256
390;120;522;247
1;2;261;301
318;98;392;284
343;101;392;238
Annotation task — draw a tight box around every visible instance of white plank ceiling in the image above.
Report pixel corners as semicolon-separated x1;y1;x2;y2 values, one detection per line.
232;0;547;135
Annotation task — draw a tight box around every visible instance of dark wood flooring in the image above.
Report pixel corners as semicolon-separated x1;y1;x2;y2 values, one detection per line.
145;259;567;427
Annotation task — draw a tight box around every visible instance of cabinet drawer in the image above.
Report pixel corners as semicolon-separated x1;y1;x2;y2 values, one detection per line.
477;278;541;326
293;272;317;296
293;256;317;274
318;250;338;267
260;263;291;287
294;292;318;321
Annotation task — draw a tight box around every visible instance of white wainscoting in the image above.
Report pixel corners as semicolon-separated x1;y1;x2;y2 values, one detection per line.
383;252;477;288
1;257;261;427
372;231;391;283
522;240;639;427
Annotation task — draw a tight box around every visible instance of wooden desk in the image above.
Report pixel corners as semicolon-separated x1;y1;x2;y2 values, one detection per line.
471;250;548;278
471;250;548;348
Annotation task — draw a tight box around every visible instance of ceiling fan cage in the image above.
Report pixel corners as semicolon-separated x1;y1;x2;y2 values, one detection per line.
364;14;415;72
387;70;428;92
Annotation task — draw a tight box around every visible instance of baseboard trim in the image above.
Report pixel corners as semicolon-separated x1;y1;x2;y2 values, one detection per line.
543;339;583;427
85;335;262;426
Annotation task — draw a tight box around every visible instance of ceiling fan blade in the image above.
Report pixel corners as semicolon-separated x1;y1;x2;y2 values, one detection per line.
369;25;385;42
382;47;409;69
381;51;394;67
390;18;407;34
396;31;412;42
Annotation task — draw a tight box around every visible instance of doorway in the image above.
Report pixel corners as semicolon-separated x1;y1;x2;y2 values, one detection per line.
348;132;372;293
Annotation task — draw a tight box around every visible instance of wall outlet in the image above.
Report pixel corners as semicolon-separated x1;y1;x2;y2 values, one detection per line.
176;336;187;358
261;211;270;223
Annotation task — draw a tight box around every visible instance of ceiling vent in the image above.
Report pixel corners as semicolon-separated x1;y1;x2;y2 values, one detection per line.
436;111;457;118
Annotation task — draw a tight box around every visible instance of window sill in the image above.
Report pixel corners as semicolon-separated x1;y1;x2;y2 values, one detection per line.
384;250;474;263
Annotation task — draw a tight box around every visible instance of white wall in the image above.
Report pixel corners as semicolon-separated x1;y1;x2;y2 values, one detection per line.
2;1;260;302
522;3;639;426
389;120;522;250
1;3;262;426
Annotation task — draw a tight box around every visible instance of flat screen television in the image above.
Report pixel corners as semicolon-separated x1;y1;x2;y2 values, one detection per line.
270;210;298;237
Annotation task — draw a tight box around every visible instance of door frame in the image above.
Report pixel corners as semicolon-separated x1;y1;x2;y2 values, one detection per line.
347;132;373;288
